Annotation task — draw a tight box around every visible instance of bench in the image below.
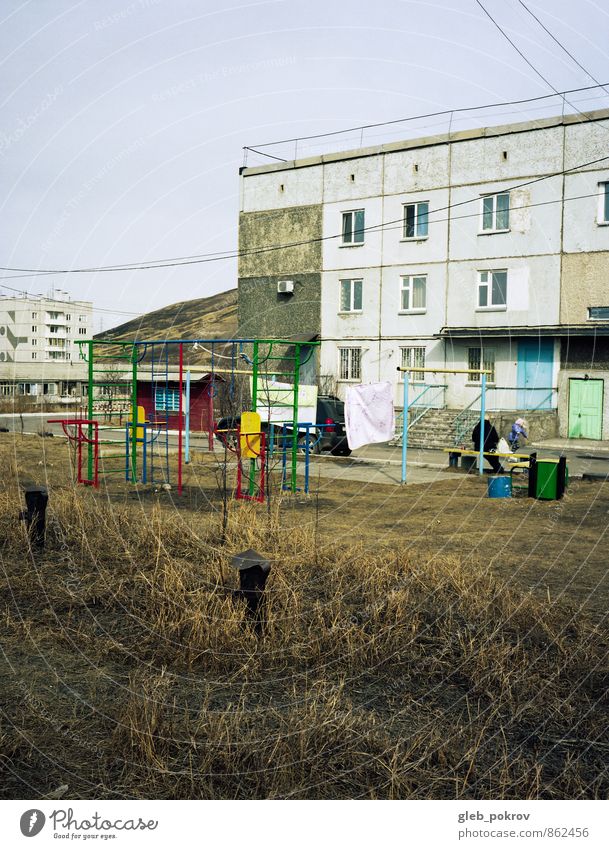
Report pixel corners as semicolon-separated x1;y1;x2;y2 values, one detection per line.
443;448;531;472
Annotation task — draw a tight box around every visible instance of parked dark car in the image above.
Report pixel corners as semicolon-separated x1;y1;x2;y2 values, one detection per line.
215;395;351;456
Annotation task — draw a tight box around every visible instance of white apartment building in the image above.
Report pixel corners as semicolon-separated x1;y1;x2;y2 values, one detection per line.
0;294;93;400
239;109;609;440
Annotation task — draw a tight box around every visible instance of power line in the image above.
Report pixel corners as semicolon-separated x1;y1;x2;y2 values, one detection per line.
0;283;143;316
516;0;609;97
244;81;609;151
474;0;609;133
1;149;608;279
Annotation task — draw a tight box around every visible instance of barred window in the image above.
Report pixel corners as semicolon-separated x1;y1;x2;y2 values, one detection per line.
339;348;361;381
468;347;495;383
400;347;426;381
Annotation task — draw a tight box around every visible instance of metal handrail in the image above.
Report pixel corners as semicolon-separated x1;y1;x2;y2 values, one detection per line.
394;384;447;437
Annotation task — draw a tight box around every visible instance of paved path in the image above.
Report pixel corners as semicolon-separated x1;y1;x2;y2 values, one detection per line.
3;412;609;486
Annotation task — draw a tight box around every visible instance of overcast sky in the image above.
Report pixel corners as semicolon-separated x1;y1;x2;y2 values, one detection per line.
1;0;608;330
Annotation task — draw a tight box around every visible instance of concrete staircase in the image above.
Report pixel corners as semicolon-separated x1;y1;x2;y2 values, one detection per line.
392;408;480;449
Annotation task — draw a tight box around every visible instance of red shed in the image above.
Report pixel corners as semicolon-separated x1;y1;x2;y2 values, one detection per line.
136;373;224;442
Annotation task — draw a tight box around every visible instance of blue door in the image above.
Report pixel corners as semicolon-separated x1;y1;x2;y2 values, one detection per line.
517;339;554;409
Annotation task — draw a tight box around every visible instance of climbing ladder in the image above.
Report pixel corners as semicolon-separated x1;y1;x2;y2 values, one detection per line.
252;339;317;493
78;340;139;484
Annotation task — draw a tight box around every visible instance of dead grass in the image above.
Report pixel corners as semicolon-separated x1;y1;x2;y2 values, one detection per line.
0;435;608;799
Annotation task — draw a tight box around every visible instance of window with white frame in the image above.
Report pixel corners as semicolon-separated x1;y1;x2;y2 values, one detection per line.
403;201;429;239
339;347;361;381
478;270;507;308
468;347;495;383
480;192;509;232
400;274;427;312
598;183;609;224
341;209;365;244
155;387;180;412
32;325;37;333
400;346;426;381
339;278;363;312
31;312;38;319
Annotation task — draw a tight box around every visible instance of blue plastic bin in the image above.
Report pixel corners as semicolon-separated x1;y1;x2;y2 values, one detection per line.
487;475;512;499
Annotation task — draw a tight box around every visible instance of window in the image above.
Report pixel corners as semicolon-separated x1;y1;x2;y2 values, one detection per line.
480;192;509;232
341;209;365;244
400;275;427;312
468;347;495;383
339;348;361;381
598;183;609;224
79;327;87;335
48;311;60;320
32;352;37;360
31;312;38;319
32;339;37;346
588;306;609;320
478;270;507;308
155;388;180;412
400;347;426;381
49;325;60;333
339;278;363;312
32;325;37;333
79;314;87;322
403;201;429;239
66;313;71;320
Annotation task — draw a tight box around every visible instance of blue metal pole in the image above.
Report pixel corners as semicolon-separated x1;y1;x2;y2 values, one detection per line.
304;423;310;494
479;373;486;476
401;370;409;485
185;369;191;464
125;422;130;482
142;422;147;484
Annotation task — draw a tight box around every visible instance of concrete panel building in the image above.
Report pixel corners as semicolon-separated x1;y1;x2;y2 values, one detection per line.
238;109;609;440
0;294;93;401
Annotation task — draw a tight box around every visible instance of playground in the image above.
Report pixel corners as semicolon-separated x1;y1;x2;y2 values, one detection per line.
1;335;608;800
1;432;608;799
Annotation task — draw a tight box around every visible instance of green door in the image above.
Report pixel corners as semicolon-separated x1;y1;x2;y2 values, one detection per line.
568;379;603;439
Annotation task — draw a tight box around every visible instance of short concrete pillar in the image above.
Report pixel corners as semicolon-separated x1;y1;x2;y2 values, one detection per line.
20;486;48;548
231;548;271;634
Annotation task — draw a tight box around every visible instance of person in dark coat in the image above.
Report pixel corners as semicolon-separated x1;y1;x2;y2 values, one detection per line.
471;415;503;473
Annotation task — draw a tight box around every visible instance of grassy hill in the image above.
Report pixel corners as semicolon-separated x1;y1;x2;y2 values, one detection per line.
97;288;237;344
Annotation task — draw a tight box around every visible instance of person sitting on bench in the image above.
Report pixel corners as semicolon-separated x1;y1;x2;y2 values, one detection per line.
471;415;503;474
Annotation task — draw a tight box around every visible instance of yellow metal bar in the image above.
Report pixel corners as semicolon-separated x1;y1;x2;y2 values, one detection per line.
396;367;493;374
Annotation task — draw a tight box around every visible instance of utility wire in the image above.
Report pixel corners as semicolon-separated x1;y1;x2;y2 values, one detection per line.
244;81;609;151
474;0;609;132
1;150;608;280
516;0;609;97
0;283;143;316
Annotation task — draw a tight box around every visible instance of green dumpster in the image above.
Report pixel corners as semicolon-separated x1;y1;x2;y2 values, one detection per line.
528;455;568;500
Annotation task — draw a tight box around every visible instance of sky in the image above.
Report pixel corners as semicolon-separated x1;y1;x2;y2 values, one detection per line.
1;0;608;331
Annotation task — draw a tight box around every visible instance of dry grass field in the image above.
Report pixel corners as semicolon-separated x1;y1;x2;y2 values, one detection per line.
1;434;608;799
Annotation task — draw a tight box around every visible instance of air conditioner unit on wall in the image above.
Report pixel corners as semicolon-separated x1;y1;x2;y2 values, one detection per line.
277;280;294;294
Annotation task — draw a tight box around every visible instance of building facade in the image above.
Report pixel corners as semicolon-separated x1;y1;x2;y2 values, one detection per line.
0;294;93;400
238;110;609;439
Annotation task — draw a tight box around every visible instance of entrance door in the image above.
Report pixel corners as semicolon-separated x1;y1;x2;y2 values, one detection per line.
568;379;603;439
517;339;554;409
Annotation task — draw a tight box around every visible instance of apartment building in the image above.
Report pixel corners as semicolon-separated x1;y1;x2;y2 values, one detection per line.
238;109;609;439
0;294;93;400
